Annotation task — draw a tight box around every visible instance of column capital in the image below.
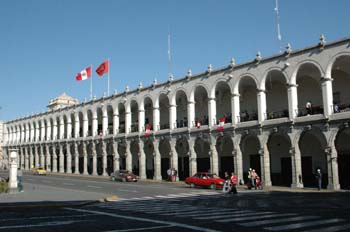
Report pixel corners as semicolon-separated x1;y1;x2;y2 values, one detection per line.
287;83;298;88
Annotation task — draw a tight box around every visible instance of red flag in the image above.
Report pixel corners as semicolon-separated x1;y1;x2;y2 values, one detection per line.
96;60;109;76
76;67;91;81
144;124;152;137
196;119;201;129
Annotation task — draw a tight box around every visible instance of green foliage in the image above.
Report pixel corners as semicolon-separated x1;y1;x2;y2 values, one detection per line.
0;181;8;193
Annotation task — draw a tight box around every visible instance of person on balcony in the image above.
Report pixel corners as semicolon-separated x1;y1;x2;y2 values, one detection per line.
306;101;312;115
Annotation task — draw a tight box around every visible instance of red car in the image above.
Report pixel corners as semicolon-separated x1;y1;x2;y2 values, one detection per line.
110;170;138;182
185;172;225;190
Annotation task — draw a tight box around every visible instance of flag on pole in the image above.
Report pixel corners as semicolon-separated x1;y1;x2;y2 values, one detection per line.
76;66;92;81
144;124;152;137
96;60;109;76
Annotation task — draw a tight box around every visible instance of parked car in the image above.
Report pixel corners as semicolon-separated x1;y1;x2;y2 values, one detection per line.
185;172;224;190
110;170;138;182
32;167;47;175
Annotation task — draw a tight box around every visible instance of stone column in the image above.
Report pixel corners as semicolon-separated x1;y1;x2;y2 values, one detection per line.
290;143;303;188
66;142;72;174
34;145;39;167
138;140;146;180
24;146;29;170
125;140;132;172
59;143;64;173
170;138;178;181
102;141;107;176
287;84;298;119
40;145;45;168
187;101;195;128
102;109;108;135
20;148;25;169
233;141;243;184
82;142;88;175
92;112;98;137
125;111;131;134
67;119;72;139
153;139;162;180
257;89;267;123
46;144;51;172
91;142;97;176
189;137;197;176
169;104;177;130
59;117;64;140
52;143;58;173
260;144;272;187
83;113;88;137
326;146;340;190
138;109;145;132
74;142;80;174
29;146;34;169
41;124;45;142
209;136;219;175
74;112;80;138
232;93;240;124
53;120;58;140
113;141;120;172
153;107;160;132
113;113;119;135
321;76;334;117
208;98;217;127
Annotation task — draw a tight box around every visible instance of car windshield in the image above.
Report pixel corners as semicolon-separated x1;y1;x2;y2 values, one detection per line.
207;174;218;178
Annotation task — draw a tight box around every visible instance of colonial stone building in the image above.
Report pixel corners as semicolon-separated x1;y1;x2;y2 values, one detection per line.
2;36;350;190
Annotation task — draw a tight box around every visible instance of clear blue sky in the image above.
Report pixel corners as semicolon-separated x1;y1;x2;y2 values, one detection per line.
1;0;349;121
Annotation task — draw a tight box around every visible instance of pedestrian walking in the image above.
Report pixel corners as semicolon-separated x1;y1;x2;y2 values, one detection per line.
230;172;238;194
223;171;231;193
251;169;257;189
167;168;171;181
316;168;322;190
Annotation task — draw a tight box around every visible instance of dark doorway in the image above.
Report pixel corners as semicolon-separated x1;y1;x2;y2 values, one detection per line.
302;156;313;187
281;157;292;186
161;158;170;180
197;158;210;172
220;157;234;178
120;157;126;170
338;153;350;190
107;155;113;175
178;157;189;180
79;157;83;173
250;154;261;177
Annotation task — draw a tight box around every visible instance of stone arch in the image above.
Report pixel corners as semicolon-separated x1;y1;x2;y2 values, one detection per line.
144;97;153;129
106;105;114;134
143;139;155;179
290;59;325;85
118;103;126;133
240;133;261;183
159;93;170;130
216;134;234;178
194;137;210;172
174;89;188;128
233;73;259;94
213;81;232;123
176;137;190;180
130;140;140;174
267;132;292;186
130;100;139;132
293;61;324;116
263;69;289;119
328;54;350;112
298;127;328;188
86;109;93;136
335;125;350;189
193;85;209;125
238;75;259;122
159;138;171;179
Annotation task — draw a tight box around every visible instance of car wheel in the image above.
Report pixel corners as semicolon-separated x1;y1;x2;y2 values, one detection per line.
190;183;195;188
210;183;216;190
122;177;126;182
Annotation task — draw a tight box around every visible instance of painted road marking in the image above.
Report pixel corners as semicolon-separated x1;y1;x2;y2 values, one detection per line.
0;220;85;230
0;214;95;222
87;185;102;189
196;211;271;220
105;225;175;231
41;180;52;183
66;208;221;232
217;213;296;223
238;215;319;227
302;223;350;232
63;182;75;186
264;218;344;231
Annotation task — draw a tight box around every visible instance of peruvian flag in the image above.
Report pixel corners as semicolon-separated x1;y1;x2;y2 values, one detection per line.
217;117;225;131
144;124;151;137
76;66;92;81
96;60;109;76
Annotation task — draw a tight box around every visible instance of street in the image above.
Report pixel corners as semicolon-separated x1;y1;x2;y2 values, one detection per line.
1;172;350;231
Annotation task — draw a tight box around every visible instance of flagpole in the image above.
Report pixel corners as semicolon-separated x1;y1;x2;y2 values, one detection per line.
90;65;93;100
107;58;110;96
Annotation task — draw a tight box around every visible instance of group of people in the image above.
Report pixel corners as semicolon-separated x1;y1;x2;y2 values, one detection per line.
223;172;238;195
167;168;177;182
247;168;262;190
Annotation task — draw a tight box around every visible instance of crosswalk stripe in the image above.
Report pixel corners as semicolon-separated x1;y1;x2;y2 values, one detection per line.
264;218;344;231
159;209;214;216
174;209;240;217
301;224;350;232
238;215;319;227
197;211;271;220
217;213;296;223
161;208;234;217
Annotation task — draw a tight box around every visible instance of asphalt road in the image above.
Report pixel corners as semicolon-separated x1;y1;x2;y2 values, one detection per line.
1;171;350;231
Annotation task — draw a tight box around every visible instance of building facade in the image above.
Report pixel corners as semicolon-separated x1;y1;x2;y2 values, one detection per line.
2;36;350;190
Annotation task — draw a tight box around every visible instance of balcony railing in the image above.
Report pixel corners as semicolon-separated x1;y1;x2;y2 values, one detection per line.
265;109;289;120
332;103;350;113
238;111;258;123
296;105;324;117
